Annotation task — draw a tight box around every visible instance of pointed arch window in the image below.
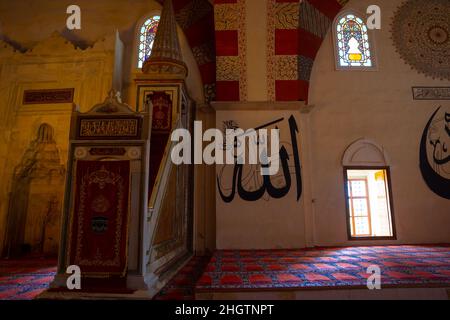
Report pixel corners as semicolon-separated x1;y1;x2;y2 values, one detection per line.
334;13;375;69
137;15;160;69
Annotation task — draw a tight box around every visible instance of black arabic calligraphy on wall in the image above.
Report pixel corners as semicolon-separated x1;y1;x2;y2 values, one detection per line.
420;106;450;200
217;115;302;203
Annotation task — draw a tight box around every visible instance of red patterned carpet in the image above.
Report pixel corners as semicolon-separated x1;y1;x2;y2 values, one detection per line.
2;246;450;300
0;256;209;300
0;258;57;300
196;245;450;293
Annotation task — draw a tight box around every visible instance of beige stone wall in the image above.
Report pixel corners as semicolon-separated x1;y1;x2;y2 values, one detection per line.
0;34;116;251
214;0;450;249
309;0;450;246
0;0;204;104
0;0;155;46
245;0;268;101
1;0;448;253
215;108;309;249
0;0;210;254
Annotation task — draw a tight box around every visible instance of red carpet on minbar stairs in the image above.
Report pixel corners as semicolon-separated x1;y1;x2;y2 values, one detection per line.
196;245;450;293
154;256;211;300
0;258;57;300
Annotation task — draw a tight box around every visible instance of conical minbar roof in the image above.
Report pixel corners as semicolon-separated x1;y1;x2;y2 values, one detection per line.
142;0;188;78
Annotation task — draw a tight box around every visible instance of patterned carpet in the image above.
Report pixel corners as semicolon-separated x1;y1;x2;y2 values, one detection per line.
0;256;209;300
196;245;450;292
0;258;57;300
2;246;450;300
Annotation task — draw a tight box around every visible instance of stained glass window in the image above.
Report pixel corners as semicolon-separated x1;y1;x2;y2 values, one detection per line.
137;16;160;69
336;14;373;68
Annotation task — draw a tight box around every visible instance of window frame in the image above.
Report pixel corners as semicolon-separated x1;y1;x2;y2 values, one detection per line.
133;11;161;72
343;166;397;241
332;10;378;71
348;177;373;237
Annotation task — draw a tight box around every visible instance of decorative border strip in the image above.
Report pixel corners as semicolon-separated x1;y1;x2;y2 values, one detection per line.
23;88;74;105
76;116;143;140
267;0;276;101
412;87;450;100
238;0;248;101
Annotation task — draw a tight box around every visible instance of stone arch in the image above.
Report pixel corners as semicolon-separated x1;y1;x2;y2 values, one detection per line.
168;0;352;103
342;138;389;167
294;0;350;102
2;123;65;258
36;123;55;143
245;0;351;102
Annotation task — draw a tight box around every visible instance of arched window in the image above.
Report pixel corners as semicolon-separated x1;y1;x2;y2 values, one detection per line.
334;13;374;69
137;15;160;69
342;139;396;240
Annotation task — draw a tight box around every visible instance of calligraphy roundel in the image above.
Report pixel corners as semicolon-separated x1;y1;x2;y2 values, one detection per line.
391;0;450;80
420;107;450;199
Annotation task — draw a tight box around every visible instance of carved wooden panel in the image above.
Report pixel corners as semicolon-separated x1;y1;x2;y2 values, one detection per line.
147;92;173;134
154;166;178;245
153;163;190;260
68;160;131;277
77;117;142;140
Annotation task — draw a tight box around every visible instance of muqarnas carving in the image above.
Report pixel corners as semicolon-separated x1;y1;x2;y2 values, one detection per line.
2;124;65;257
391;0;450;80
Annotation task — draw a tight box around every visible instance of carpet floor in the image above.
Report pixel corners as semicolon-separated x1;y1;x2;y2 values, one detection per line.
0;256;209;300
2;245;449;300
0;258;57;300
196;245;450;292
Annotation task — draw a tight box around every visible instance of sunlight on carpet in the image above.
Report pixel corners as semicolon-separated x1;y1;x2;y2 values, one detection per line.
196;245;450;292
